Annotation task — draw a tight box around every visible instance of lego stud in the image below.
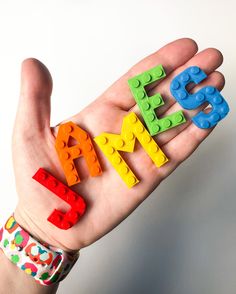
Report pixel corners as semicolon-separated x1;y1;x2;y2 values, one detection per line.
50;213;61;224
163;119;172;128
155;67;163;77
75;198;86;214
81;132;88;140
58;186;67;195
48;179;57;188
39;171;48;181
89;154;97;163
61;152;70;160
136;125;144;133
200;120;210;128
181;73;190;82
143;73;152;83
152;95;162;106
137;91;146;99
125;132;134;141
68;210;79;222
65;162;74;172
142;134;151;143
68;174;78;184
116;139;125;148
147;113;155;122
112;156;122;165
57;140;66;149
178;91;187;100
71;148;81;157
196;93;205;102
61;220;71;230
128;176;137;186
159;155;167;164
66;192;76;203
142;102;150;111
190;66;200;74
175;113;184;124
64;125;73;134
153;124;160;133
129;114;137;124
107;146;115;154
92;165;101;174
211;113;220;122
84;143;93;152
131;79;140;88
171;80;180;90
205;86;215;94
120;166;129;175
99;136;108;145
149;144;159;153
220;105;229;115
213;96;223;104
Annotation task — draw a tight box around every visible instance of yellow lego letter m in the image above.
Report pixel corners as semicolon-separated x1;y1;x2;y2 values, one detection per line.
94;112;168;188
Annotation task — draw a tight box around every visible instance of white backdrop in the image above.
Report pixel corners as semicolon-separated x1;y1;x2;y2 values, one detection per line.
0;1;235;293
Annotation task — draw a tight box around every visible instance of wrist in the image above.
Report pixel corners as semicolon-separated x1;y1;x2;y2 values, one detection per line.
14;204;77;254
0;249;59;294
14;205;51;246
1;212;80;286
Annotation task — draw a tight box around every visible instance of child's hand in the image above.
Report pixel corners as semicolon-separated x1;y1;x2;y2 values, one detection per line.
13;38;224;252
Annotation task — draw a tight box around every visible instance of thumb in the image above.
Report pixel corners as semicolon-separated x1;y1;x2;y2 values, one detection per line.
14;58;53;137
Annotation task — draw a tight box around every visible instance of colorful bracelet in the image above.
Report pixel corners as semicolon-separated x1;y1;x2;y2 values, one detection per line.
0;215;79;286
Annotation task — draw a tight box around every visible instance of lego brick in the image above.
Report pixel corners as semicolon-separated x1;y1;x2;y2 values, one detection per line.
55;121;102;186
94;112;168;188
32;168;86;230
170;66;230;128
128;64;186;136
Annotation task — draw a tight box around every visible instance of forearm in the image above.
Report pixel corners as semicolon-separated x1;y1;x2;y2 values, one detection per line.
0;250;59;294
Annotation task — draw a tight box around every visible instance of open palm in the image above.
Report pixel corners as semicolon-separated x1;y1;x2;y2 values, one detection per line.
13;38;224;252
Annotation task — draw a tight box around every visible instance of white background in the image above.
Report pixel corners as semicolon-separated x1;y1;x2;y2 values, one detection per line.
0;1;235;293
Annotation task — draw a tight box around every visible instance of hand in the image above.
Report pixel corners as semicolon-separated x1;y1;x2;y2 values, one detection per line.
13;38;224;252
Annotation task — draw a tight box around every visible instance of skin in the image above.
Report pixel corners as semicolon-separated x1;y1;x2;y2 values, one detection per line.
0;38;225;293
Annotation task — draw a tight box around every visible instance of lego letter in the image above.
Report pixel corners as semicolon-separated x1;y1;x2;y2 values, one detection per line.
55;121;102;186
94;112;168;188
128;65;186;136
170;66;230;128
33;168;86;230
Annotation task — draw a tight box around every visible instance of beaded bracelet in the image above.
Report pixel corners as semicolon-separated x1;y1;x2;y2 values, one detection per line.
0;215;79;286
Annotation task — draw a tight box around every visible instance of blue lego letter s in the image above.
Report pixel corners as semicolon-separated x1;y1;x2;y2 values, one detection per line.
170;66;229;129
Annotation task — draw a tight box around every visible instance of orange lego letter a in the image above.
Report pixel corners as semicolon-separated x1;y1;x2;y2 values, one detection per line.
55;121;102;186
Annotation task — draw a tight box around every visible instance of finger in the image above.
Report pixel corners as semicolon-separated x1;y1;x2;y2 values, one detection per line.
14;58;53;137
130;47;223;118
101;38;198;110
154;71;225;145
147;48;223;116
